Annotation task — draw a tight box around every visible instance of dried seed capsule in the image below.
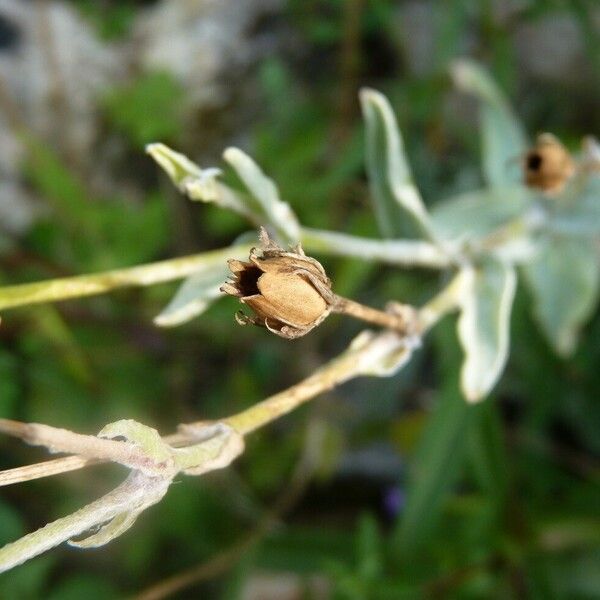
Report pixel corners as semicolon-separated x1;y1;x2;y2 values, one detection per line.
523;133;575;194
221;229;334;339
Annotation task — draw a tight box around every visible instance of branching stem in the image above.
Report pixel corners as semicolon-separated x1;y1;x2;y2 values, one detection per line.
0;273;464;487
0;231;450;314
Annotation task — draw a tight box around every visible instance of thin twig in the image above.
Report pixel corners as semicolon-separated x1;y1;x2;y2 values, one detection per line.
0;230;450;314
0;272;463;487
0;246;251;312
0;456;98;486
300;228;451;268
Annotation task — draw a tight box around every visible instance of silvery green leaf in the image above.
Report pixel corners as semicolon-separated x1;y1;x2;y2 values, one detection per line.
154;240;253;328
348;329;419;378
451;60;528;187
522;235;600;356
97;419;173;470
68;511;139;549
223;147;301;243
431;186;534;241
544;173;600;236
154;264;230;328
0;470;171;572
145;143;205;186
359;88;435;240
457;260;516;402
146;143;253;219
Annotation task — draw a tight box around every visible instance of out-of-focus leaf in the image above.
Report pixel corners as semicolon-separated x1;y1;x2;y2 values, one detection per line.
146;143;209;189
146;143;255;221
457;259;516;402
394;385;472;555
431;186;533;241
154;234;255;327
467;401;509;504
29;306;92;385
356;513;383;581
25;140;87;219
544;173;600;236
223;147;301;243
98;194;169;267
154;264;230;327
393;321;474;556
359;88;435;240
452;60;528;187
522;235;600;356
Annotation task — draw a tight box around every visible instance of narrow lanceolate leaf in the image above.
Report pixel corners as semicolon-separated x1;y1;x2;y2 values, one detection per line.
522;236;600;356
146;143;254;220
457;259;516;402
223;148;301;243
393;321;474;557
154;264;230;327
359;88;435;240
451;60;528;187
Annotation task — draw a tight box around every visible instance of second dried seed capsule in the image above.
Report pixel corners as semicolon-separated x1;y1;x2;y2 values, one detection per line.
523;133;575;194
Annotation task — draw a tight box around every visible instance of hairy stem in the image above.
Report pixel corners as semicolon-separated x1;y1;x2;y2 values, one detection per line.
300;228;451;268
0;246;251;312
332;296;416;335
0;273;464;487
0;230;450;315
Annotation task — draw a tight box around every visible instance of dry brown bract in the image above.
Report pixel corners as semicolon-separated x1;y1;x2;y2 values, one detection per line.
524;133;575;194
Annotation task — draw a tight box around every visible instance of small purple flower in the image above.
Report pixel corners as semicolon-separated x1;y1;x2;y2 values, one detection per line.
383;486;405;518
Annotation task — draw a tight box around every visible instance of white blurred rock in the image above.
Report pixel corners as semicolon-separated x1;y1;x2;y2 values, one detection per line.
133;0;284;109
0;0;123;235
0;180;40;235
0;0;122;158
513;15;588;83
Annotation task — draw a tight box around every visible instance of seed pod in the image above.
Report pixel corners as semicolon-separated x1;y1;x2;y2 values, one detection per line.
523;133;575;194
221;229;335;339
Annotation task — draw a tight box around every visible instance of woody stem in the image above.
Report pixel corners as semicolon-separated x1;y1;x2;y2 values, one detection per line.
331;295;412;334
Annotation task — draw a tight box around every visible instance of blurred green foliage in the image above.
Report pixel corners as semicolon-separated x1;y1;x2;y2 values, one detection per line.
1;1;599;598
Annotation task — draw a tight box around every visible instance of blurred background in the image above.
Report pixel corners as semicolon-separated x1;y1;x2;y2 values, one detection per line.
0;1;599;598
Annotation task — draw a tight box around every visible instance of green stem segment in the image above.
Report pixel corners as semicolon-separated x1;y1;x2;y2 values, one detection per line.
0;246;251;312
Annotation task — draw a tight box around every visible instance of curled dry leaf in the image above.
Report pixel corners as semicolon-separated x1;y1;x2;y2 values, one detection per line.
0;419;245;572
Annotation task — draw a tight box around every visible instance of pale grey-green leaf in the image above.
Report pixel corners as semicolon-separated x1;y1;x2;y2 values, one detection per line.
544;173;600;237
431;186;534;240
359;88;435;240
147;143;256;219
68;511;138;549
154;264;230;327
457;260;516;402
223;147;300;243
522;236;600;355
452;60;528;187
145;143;204;187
